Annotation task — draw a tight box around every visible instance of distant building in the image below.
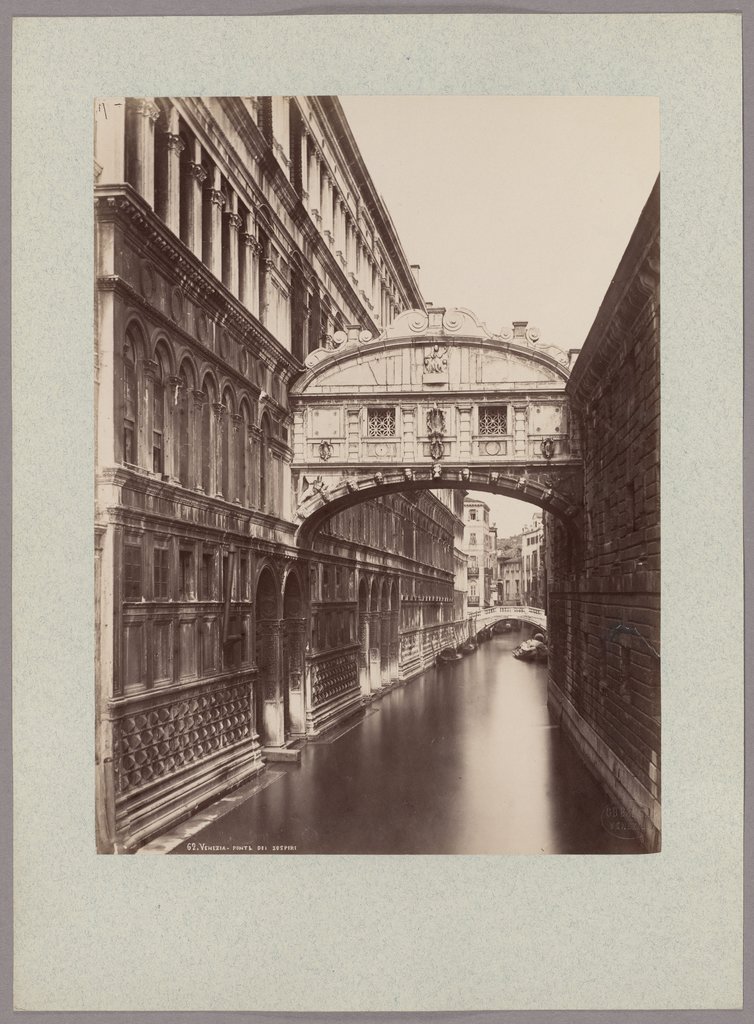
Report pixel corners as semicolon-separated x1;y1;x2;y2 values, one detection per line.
521;512;545;608
463;498;496;607
495;535;522;604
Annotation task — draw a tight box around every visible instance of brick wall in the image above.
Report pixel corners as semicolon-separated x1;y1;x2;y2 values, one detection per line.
547;178;661;850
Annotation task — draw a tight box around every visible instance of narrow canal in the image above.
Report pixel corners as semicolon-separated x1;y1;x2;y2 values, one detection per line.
167;630;644;855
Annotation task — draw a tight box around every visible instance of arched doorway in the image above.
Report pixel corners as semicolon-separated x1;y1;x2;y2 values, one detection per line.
255;564;282;747
282;570;306;736
357;577;370;697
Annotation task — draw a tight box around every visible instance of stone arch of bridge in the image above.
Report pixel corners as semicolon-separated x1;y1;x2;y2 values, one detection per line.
294;470;580;549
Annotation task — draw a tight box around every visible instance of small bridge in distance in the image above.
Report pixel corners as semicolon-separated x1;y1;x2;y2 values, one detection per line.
473;605;547;635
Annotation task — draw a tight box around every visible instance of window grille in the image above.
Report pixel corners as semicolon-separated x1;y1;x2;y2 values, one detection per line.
367;407;396;437
479;405;508;435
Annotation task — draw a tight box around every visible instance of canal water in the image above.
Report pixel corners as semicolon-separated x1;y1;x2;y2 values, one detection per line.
169;631;644;855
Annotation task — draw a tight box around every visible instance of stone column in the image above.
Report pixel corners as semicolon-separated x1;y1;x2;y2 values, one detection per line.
322;171;334;246
358;612;371;698
186;141;206;259
299;128;311;205
240;212;261;316
247;425;258;508
389;609;400;684
231;413;244;503
140;358;158;472
257;619;284;747
380;610;391;687
284;618;307;735
130;98;160;206
212;402;225;498
191;389;205;491
205;168;225;279
167;375;183;482
368;611;382;693
309;151;321;224
163;107;184;236
225;198;242;297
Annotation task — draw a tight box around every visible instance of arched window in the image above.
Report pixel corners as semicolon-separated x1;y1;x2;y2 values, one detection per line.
152;351;167;475
260;412;271;512
122;332;138;465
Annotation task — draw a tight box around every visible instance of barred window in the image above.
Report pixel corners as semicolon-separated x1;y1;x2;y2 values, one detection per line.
479;405;508;435
367;407;396;437
123;541;142;601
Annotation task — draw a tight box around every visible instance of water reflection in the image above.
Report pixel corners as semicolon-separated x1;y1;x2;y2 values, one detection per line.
171;632;644;855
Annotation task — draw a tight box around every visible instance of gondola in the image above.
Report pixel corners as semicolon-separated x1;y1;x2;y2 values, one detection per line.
436;647;462;664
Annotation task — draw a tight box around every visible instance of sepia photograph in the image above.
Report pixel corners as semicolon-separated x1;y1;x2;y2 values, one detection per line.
93;94;660;856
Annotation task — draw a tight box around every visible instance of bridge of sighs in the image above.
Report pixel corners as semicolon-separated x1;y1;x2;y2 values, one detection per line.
289;306;583;542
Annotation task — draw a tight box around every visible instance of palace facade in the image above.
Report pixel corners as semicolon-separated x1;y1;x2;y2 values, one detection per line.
94;96;467;852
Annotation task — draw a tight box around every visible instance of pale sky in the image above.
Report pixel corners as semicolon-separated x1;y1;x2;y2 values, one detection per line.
340;95;659;537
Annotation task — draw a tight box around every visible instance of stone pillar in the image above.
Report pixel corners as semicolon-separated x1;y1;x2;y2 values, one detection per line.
186;141;206;258
358;612;371;698
257;619;284;747
167;375;183;482
206;168;225;279
240;212;261;316
212;402;225;498
368;612;382;693
191;389;205;491
309;151;321;224
225;194;242;297
299;128;311;205
389;610;400;684
130;98;160;206
322;171;334;246
140;358;158;472
248;423;260;507
163;107;184;236
231;413;243;503
380;610;391;687
284;618;307;735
